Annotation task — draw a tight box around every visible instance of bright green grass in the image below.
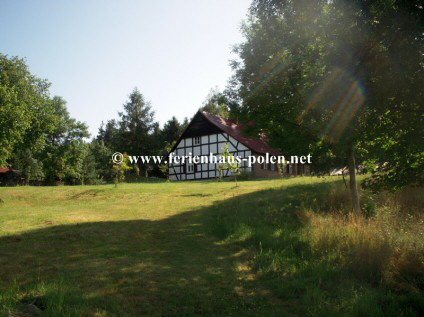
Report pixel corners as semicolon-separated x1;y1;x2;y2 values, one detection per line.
0;177;422;316
0;178;314;316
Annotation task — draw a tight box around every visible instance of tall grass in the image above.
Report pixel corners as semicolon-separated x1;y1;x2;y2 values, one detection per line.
298;185;424;292
208;181;424;316
0;280;88;317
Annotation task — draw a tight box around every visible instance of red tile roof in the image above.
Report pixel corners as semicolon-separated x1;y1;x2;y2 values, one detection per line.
201;112;281;156
0;168;20;174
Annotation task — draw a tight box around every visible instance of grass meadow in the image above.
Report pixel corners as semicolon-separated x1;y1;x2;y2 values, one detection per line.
0;177;423;316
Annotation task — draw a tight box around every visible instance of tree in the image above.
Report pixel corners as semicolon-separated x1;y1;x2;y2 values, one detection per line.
111;153;132;188
161;116;184;145
98;119;120;150
14;149;44;184
117;88;158;176
231;0;424;212
218;143;240;186
200;88;230;118
88;140;113;182
42;97;89;184
181;117;190;130
0;54;51;166
96;88;171;179
1;54;94;185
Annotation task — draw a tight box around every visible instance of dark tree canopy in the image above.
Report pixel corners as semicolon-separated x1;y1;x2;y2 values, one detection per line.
230;0;424;199
161;116;184;145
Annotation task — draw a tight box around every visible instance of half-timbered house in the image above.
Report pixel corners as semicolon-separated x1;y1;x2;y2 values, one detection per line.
168;111;308;180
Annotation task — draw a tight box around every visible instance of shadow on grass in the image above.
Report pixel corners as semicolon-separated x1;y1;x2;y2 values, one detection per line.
1;184;310;316
179;193;214;197
0;180;417;316
68;189;108;200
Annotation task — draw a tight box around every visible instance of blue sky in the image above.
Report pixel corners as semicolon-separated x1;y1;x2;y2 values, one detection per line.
0;0;250;137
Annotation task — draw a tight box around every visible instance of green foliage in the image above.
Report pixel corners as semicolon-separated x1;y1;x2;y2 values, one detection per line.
0;54;92;185
14;149;45;184
200;88;230;118
40;97;89;184
360;192;377;218
97;88;166;177
87;140;113;183
230;0;424;193
111;153;132;187
97;119;120;149
217;143;240;185
96;89;192;179
161;116;184;145
0;54;51;166
118;88;157;172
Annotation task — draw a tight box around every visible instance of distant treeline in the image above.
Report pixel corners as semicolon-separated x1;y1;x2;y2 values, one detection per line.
0;53;233;185
0;54;198;184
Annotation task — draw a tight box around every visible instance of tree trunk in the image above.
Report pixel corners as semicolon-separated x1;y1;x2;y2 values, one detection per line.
347;145;361;213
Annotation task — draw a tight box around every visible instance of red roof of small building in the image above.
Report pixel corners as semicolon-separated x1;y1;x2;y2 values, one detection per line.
201;112;281;156
0;168;20;174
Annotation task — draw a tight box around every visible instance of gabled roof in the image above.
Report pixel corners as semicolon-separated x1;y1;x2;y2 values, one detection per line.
201;112;281;156
171;111;281;156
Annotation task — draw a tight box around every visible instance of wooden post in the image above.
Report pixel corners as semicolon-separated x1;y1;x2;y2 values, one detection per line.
347;145;360;213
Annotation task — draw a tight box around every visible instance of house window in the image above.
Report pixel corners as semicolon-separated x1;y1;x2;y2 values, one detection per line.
270;163;275;171
193;136;201;145
186;163;195;174
263;162;268;170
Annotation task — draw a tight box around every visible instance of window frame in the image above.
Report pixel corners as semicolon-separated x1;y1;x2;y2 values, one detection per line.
186;162;195;174
193;136;201;145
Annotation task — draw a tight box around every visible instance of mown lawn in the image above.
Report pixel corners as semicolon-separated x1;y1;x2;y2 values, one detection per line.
0;177;423;316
